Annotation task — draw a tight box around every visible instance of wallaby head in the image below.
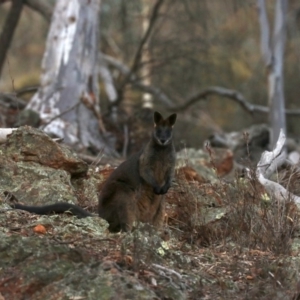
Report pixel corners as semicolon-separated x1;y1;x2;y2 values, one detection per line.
153;111;177;146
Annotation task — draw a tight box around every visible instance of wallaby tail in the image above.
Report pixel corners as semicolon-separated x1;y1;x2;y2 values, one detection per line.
11;202;93;218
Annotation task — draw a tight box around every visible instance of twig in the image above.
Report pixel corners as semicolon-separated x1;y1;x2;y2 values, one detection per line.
122;124;129;158
52;237;80;245
152;263;182;279
16;86;39;97
91;238;118;244
40;102;80;129
268;271;283;288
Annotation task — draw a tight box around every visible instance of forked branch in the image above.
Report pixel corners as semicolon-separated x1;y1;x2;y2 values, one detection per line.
102;55;300;116
256;129;300;207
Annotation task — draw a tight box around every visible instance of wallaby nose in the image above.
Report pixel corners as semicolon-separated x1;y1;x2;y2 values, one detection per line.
160;138;166;144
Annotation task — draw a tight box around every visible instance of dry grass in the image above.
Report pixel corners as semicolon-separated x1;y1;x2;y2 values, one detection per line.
161;153;300;299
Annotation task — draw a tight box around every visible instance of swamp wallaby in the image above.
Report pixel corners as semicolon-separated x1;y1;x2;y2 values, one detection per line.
9;111;177;232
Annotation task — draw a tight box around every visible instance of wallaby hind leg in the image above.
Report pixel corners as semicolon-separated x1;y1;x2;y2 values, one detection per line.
151;195;165;228
115;191;137;232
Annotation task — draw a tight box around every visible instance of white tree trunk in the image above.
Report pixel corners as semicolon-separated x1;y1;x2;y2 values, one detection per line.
269;0;287;148
27;0;115;154
257;0;287;148
141;0;153;109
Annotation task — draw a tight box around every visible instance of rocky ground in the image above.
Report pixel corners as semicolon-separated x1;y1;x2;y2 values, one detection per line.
1;126;300;300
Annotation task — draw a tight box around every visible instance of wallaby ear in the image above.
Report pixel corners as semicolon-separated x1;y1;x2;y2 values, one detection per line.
154;111;163;125
167;113;177;126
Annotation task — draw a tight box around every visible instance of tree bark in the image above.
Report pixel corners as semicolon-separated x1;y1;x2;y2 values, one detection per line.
27;0;116;155
269;0;287;148
0;0;23;78
257;0;287;148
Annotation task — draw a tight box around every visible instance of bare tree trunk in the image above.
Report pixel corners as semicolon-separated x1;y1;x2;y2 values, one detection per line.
270;0;287;147
140;0;153;109
0;0;23;78
257;0;287;148
27;0;116;154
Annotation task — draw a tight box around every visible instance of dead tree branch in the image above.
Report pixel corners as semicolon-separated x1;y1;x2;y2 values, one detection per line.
0;92;27;109
16;86;39;97
256;129;300;208
171;86;269;114
99;54;118;104
0;0;23;78
101;54;174;107
116;0;164;103
173;86;300;116
130;0;164;76
103;54;300;116
24;0;53;22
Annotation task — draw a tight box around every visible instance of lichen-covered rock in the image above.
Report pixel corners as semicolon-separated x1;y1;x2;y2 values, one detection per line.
3;126;88;175
0;155;79;205
0;233;157;300
176;148;218;183
0;126;93;207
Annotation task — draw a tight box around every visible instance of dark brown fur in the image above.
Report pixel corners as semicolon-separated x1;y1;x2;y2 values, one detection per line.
9;111;177;232
98;111;177;232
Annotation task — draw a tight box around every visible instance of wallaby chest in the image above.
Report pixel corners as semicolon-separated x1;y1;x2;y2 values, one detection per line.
139;143;175;186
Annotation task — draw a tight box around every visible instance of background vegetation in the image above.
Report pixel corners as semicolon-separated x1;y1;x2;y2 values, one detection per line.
1;0;300;147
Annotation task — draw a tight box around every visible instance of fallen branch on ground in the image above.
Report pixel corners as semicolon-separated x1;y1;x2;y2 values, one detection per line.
152;263;182;279
0;128;62;144
256;129;300;207
0;128;17;143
